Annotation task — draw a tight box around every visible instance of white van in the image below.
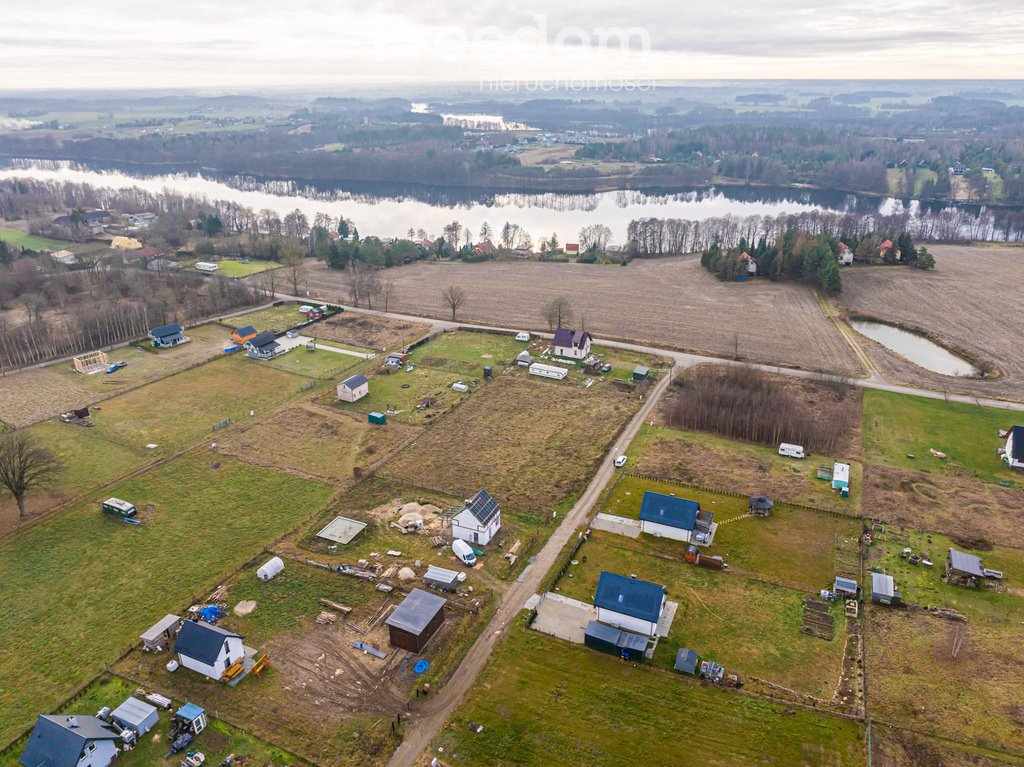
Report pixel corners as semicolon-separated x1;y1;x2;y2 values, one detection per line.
778;443;805;459
452;538;477;567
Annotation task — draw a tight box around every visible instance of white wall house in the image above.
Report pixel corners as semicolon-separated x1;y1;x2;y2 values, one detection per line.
1006;426;1024;470
552;328;592;359
451;489;501;546
173;620;245;681
593;571;666;637
19;715;120;767
638;491;715;545
337;373;369;402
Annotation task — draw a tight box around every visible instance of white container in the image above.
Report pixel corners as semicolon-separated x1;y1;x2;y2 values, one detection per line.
166;659;180;673
257;556;285;581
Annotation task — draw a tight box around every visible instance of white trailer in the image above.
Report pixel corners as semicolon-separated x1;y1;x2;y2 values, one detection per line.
529;362;568;380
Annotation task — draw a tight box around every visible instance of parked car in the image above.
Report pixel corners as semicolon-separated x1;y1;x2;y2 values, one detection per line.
614;455;628;467
105;360;127;374
299;305;314;313
601;364;612;373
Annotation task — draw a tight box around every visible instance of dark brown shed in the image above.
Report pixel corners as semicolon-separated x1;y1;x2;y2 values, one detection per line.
385;588;447;653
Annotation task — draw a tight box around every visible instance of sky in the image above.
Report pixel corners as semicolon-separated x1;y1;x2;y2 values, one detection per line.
3;0;1024;89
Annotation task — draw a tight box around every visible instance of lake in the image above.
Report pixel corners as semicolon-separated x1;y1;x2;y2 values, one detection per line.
851;320;979;377
0;160;920;246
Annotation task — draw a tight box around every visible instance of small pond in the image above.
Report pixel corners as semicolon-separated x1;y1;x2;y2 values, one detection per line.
851;320;980;377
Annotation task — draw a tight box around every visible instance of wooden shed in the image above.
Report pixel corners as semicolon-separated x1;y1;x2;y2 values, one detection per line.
385;588;446;652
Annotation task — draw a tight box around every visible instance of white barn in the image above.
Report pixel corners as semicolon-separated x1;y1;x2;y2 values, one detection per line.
451;489;501;546
552;328;592;359
337;373;369;402
593;571;666;637
173;620;244;681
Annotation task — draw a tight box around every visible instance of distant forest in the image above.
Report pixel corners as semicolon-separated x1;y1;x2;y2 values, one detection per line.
2;92;1024;201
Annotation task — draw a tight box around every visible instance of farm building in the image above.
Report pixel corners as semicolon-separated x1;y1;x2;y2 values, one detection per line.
244;331;284;359
140;613;181;651
385;352;409;367
552;328;592;359
674;647;699;675
583;620;648;661
51;249;77;265
638;490;715;545
451;489;501;545
834;576;858;597
870;573;901;605
110;697;158;736
1004;426;1024;470
19;715;121;767
230;325;258;345
632;365;650;381
424;565;462;592
565;243;580;257
173;620;245;680
528;362;568;380
148;322;188;348
749;496;774;516
947;548;985;587
337;373;369;402
593;571;666;637
832;462;851;493
385;588;447;652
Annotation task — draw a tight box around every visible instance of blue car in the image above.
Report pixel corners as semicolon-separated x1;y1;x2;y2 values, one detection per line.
105;361;127;374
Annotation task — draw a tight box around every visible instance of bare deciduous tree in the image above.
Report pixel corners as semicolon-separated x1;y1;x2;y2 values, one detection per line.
543;296;574;331
381;280;397;312
442;285;467;321
280;242;305;296
0;432;63;518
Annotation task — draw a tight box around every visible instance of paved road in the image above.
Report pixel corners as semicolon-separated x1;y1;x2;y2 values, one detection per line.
385;370;673;767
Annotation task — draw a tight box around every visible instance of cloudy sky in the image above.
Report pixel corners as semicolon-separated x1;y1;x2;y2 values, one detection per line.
3;0;1023;89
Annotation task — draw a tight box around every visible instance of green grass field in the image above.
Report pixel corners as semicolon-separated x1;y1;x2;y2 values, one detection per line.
410;330;524;375
601;475;859;591
0;675;310;767
0;227;70;252
254;346;362;379
433;624;865;767
867;527;1024;623
90;355;310;451
0;421;149;521
862;390;1018;484
557;532;847;696
200;259;281;277
223;304;306;333
0;452;334;744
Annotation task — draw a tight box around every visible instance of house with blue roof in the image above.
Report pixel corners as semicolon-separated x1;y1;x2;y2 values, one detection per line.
173;620;244;681
148;322;189;348
593;571;666;637
638;490;716;545
19;714;120;767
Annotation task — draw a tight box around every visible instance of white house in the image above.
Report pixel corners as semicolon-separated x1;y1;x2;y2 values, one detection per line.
739;251;757;274
593;571;666;637
837;242;854;266
451;489;501;546
1005;426;1024;470
638;490;715;545
173;620;245;680
552;328;592;359
337;373;369;402
244;331;284;359
19;715;121;767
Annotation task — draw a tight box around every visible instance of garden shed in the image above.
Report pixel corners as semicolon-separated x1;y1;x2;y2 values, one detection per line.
385;588;447;652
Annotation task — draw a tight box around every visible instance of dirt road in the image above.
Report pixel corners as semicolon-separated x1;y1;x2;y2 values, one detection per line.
385;370;674;767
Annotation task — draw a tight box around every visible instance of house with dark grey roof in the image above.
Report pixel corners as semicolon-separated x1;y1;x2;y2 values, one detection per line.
244;331;283;359
1004;426;1024;470
148;322;188;348
947;548;986;587
173;620;244;680
674;647;699;675
336;373;369;402
583;620;647;661
593;571;666;637
451;489;501;546
552;327;592;359
638;491;715;545
230;325;258;345
870;573;901;605
19;714;120;767
385;588;446;652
